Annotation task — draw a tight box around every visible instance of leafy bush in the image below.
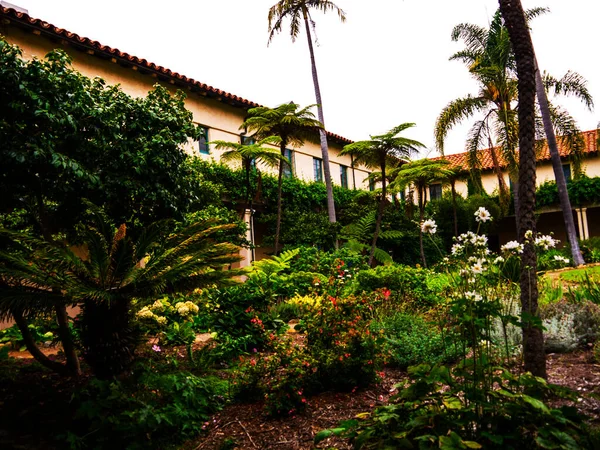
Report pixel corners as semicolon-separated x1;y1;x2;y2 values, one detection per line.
317;365;593;449
351;264;447;309
67;367;229;449
541;299;600;352
373;312;459;368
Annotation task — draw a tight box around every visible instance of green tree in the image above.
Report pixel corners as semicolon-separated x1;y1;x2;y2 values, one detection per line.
0;214;242;378
241;103;323;254
498;0;546;378
392;159;454;268
341;123;424;266
211;136;285;214
434;9;591;229
268;0;347;225
0;39;201;237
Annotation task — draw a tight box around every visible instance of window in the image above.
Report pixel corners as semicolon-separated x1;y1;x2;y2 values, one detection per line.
429;183;442;201
241;135;255;146
340;165;348;188
562;163;572;183
313;157;323;183
369;178;375;191
198;126;209;155
283;149;294;178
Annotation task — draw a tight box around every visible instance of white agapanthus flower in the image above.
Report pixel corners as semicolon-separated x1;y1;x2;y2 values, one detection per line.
421;219;437;234
474;207;492;223
553;255;570;265
501;240;524;254
535;235;558;251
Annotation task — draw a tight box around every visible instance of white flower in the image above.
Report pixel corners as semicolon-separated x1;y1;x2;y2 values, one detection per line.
553;255;570;265
493;256;505;264
156;316;167;325
465;291;483;302
474;207;492;223
150;300;164;312
136;307;154;319
451;243;463;256
535;235;558;251
525;230;533;240
421;219;437;234
471;262;485;274
501;240;524;254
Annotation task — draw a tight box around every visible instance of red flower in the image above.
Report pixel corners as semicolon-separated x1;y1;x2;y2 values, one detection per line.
383;289;391;299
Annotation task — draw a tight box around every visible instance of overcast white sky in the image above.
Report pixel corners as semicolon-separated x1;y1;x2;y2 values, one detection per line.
12;0;600;156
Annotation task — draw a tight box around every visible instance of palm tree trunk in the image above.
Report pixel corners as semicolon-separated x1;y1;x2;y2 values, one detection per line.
418;186;426;268
488;141;510;215
368;158;386;266
302;8;336;224
534;58;585;266
274;140;287;256
499;0;546;379
12;308;69;375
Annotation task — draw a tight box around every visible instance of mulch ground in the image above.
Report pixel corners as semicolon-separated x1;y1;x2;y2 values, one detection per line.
185;349;600;450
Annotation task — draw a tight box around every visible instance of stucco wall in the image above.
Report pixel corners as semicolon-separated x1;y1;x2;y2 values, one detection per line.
3;26;370;185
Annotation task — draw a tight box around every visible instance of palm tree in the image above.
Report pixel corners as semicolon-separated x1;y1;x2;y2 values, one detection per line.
392;159;455;268
435;9;592;230
498;0;546;378
268;0;346;225
211;136;285;214
0;213;242;378
241;103;323;255
341;123;424;266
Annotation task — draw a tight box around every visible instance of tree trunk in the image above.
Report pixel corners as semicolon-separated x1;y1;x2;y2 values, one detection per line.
303;8;336;223
368;157;386;266
534;58;585;266
80;299;137;379
418;186;427;268
488;141;510;215
54;301;81;376
499;0;546;378
12;308;69;375
451;180;458;237
274;139;287;256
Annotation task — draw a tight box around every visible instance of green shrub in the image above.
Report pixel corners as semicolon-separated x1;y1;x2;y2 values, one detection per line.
67;367;228;449
373;312;459;368
351;265;446;309
541;299;600;352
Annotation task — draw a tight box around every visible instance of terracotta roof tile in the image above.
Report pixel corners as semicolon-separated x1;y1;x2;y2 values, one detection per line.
434;129;598;170
0;6;353;145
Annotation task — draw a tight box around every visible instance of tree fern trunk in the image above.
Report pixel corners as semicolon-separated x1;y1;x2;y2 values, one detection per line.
303;8;336;224
368;159;386;266
499;0;546;379
535;58;584;266
274;140;287;256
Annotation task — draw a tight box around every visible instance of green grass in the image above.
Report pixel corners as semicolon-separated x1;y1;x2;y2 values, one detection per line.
552;264;600;283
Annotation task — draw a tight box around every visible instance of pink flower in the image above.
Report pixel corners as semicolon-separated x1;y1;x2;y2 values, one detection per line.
152;344;161;352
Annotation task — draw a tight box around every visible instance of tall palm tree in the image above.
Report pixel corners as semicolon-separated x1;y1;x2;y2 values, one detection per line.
391;159;455;268
211;136;285;215
241;103;323;255
0;214;242;378
498;0;546;379
435;9;592;232
268;0;346;225
341;123;424;267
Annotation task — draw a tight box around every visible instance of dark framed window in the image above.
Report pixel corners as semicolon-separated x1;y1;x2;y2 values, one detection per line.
198;126;209;155
369;178;375;191
313;157;323;183
429;183;442;201
340;165;348;188
283;149;294;178
562;163;572;183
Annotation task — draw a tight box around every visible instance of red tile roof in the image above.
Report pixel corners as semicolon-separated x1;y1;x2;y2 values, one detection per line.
436;129;598;171
0;6;353;145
